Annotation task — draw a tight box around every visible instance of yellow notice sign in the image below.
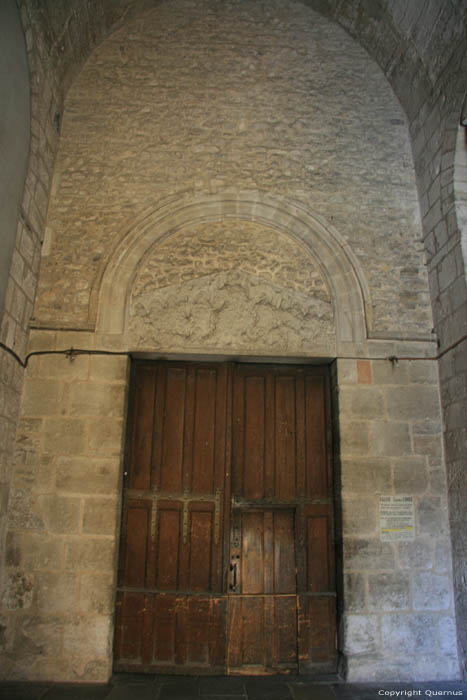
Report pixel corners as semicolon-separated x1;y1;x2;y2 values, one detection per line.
379;495;415;541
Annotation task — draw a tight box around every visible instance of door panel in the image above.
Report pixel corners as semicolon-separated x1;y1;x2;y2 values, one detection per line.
114;361;336;675
227;508;298;674
228;365;336;674
227;595;297;673
114;362;230;674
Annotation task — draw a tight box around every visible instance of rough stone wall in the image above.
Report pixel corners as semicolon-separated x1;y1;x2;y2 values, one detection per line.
34;0;429;340
0;1;30;321
0;0;61;613
1;336;127;682
407;40;467;680
337;355;459;681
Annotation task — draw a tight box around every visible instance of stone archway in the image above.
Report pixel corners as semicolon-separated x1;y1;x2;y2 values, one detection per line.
95;190;370;355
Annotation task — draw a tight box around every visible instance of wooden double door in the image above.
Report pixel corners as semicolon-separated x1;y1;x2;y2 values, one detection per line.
114;361;336;675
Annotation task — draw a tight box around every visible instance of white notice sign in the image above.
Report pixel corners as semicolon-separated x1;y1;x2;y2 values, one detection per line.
379;496;415;541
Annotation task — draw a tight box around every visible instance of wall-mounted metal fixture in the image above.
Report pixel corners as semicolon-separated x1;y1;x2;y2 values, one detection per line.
461;90;467;126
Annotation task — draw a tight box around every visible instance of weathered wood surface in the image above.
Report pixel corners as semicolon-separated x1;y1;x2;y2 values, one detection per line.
114;362;336;674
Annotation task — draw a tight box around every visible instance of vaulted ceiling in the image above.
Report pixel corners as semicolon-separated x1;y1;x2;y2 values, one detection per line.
22;0;467;126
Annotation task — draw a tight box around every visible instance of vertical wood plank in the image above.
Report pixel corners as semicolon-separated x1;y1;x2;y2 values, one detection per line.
275;596;298;668
243;376;265;499
129;367;155;491
153;594;176;663
151;364;166;491
120;592;144;660
295;371;306;497
264;371;275;497
275;375;296;500
232;370;245;497
273;510;296;594
189;507;213;592
123;504;150;588
306;513;330;592
156;507;181;590
160;368;186;492
141;594;155;665
242;597;264;665
192;368;216;493
305;375;327;498
241;511;264;594
263;511;274;594
182;366;196;493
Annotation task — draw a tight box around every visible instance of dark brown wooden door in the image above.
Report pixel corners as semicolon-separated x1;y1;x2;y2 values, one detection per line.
227;364;336;674
114;361;336;675
114;362;231;674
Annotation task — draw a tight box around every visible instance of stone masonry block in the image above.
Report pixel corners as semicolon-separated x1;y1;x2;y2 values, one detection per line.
56;456;121;494
55;332;95;351
89;356;128;382
429;468;446;493
2;570;34;610
88;418;124;451
35;571;78;613
434;539;452;573
368;421;411;457
37;454;57;493
62;615;111;657
70;382;126;418
344;614;380;654
65;538;115;572
338;386;385;420
386;385;441;421
17;417;42;434
346;653;460;683
39;494;81;534
417;496;445;536
344;573;366;612
344;538;395;571
25;330;57;354
7;488;44;531
398;538;433;570
43;418;87;455
82;497;119;535
413;571;452;610
38;354;89;380
21;379;64;416
79;572;115;614
438;616;459;656
6;531;63;570
411;419;442;436
412;433;442;459
341;458;392;495
15;615;63;658
336;359;357;384
342;497;378;536
393;457;428;494
356;360;372;384
338;421;369;454
368;572;410;611
371;361;408;385
381;613;436;656
408;360;439;384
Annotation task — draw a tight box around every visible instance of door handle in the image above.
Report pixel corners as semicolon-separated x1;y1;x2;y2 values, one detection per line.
229;562;237;591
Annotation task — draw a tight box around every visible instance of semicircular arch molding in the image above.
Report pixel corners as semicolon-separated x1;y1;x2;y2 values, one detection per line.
95;190;371;353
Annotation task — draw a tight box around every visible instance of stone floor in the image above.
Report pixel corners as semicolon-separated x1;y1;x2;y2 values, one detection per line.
0;675;466;700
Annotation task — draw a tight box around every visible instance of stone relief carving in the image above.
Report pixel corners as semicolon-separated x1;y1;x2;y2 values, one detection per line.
128;220;335;353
